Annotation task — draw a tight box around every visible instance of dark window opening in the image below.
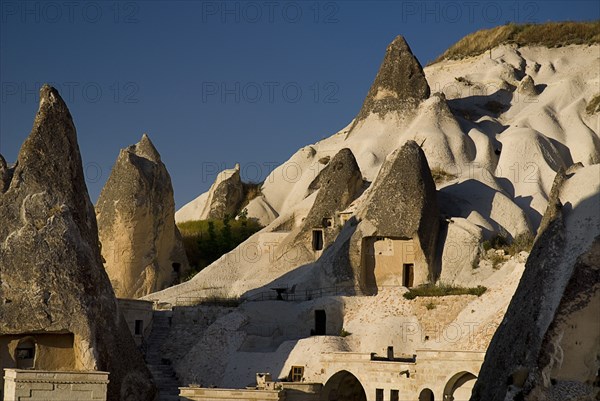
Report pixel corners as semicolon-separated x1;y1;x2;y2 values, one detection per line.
134;320;144;336
375;389;384;401
403;263;414;288
172;263;181;273
391;389;399;401
314;309;326;335
322;217;333;228
312;230;324;251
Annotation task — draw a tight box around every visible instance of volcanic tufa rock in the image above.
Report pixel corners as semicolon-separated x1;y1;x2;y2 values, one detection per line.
470;166;600;401
278;148;364;261
349;140;440;293
204;164;245;219
517;74;538;96
0;85;156;400
0;154;14;193
96;134;190;298
353;35;430;125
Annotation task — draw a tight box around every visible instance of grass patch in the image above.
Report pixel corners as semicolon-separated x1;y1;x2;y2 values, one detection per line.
586;93;600;115
488;252;506;270
425;301;437;310
483;232;534;256
340;328;352;337
482;232;534;269
178;216;263;280
434;21;600;63
403;284;487;300
431;167;458;184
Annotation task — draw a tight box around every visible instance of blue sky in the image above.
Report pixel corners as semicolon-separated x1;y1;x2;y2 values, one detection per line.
1;0;598;208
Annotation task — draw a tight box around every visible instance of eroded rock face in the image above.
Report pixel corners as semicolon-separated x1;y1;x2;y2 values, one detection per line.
205;165;245;220
0;154;14;193
0;85;156;401
278;148;364;260
349;140;440;292
354;35;430;125
96;134;189;298
471;166;600;401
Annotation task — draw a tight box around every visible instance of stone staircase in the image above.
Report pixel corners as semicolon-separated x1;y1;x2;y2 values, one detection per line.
146;310;180;401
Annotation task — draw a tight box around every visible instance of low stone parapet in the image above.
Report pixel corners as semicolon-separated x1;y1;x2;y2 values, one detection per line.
3;369;109;401
179;387;283;401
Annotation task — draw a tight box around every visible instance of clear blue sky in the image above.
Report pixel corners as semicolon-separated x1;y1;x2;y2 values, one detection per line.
1;0;598;208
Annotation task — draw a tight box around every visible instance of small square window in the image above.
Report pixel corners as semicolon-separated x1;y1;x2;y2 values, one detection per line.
291;366;304;382
390;389;399;401
375;389;384;401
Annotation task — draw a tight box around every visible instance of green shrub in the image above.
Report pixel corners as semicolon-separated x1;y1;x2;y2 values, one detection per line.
340;328;352;337
178;217;263;278
425;302;437;310
431;167;458;184
586;93;600;115
488;252;506;269
403;284;487;300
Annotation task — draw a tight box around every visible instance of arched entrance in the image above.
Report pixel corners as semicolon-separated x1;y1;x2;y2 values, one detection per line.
419;388;435;401
322;370;367;401
15;337;36;369
443;371;477;401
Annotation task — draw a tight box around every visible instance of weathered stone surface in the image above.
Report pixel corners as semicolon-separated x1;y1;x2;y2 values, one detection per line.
0;85;156;401
282;148;364;256
349;140;440;292
205;165;245;219
0;154;14;193
517;74;538;96
471;167;600;401
96;134;190;298
353;35;430;125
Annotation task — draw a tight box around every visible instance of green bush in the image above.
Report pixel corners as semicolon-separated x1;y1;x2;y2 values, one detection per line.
431;167;458;185
425;302;437;310
483;232;534;256
586;93;600;115
403;284;487;300
340;328;352;337
178;216;263;279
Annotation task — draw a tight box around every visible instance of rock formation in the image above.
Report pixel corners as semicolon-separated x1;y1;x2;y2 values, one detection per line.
349;140;440;293
353;35;430;126
204;164;245;219
517;74;538;96
96;134;190;298
277;148;364;260
471;165;600;401
0;154;14;193
175;165;245;222
0;85;156;401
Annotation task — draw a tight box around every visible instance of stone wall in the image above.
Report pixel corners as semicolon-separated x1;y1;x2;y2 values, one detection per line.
3;369;108;401
118;299;154;347
180;387;282;401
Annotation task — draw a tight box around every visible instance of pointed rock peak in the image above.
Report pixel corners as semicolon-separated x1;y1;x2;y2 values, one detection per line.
132;133;162;162
353;35;430;126
15;85;85;198
517;74;538;96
